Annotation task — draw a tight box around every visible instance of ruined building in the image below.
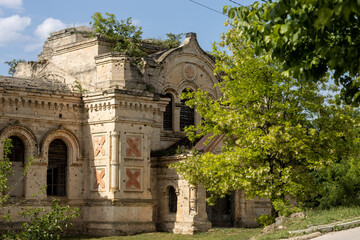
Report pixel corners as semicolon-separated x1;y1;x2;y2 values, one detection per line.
0;27;271;235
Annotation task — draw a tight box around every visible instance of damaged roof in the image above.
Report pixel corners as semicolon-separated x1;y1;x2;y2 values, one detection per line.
0;76;73;94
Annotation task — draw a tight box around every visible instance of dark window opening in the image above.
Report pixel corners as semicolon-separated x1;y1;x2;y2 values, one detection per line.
180;89;194;131
168;186;177;213
206;192;234;227
9;136;25;163
47;139;67;196
163;93;173;131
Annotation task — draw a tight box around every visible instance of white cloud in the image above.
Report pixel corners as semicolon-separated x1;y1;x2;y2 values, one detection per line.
0;15;31;46
25;18;67;52
0;0;22;10
34;18;66;40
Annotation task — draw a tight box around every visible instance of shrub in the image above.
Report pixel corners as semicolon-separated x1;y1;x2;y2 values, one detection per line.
256;214;275;227
272;199;302;217
310;157;360;208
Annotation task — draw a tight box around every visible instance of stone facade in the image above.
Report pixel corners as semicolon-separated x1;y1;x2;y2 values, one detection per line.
0;27;270;236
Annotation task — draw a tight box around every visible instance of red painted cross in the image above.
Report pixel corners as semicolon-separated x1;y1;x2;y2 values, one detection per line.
94;136;106;156
126;136;141;157
126;169;141;189
94;169;105;189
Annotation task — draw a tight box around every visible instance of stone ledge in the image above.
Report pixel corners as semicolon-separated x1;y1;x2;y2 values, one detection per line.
286;218;360;239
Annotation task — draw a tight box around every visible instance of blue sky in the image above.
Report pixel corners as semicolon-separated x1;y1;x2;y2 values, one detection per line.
0;0;256;76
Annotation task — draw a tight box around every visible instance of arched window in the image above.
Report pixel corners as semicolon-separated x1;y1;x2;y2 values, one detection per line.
168;186;177;213
8;136;25;197
9;136;25;163
163;93;173;131
47;139;67;196
180;89;194;131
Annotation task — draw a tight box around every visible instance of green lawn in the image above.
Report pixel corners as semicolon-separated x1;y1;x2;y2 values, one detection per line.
65;205;360;240
64;228;261;240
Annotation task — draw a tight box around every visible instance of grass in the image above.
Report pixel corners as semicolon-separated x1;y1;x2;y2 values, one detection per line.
257;205;360;240
65;205;360;240
64;228;262;240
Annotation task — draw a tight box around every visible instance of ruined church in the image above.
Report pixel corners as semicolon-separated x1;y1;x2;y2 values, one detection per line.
0;27;270;235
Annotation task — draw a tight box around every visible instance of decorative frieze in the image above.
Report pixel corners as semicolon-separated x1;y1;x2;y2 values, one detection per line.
0;96;81;112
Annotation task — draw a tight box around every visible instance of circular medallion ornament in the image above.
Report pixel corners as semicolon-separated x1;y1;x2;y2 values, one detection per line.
183;63;197;80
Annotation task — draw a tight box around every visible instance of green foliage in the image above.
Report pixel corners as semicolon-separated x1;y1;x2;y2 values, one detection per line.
72;80;87;93
161;33;184;48
171;19;360;213
4;59;25;76
90;12;145;58
225;1;360;104
11;200;79;240
147;33;184;49
310;157;360;209
256;214;275;227
0;139;13;207
272;199;302;217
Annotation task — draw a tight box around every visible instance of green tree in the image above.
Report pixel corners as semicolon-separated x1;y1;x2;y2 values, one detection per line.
224;1;360;104
310;155;360;209
172;21;360;215
90;12;145;58
4;59;25;76
162;33;184;48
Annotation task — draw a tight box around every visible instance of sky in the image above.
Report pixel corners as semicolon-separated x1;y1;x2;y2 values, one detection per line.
0;0;257;76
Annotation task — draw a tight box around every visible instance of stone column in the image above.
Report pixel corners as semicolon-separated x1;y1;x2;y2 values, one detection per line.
110;132;119;191
173;104;181;132
173;181;211;234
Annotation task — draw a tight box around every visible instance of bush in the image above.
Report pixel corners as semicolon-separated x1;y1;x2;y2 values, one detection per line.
310;157;360;209
256;214;275;227
4;200;79;240
272;199;302;217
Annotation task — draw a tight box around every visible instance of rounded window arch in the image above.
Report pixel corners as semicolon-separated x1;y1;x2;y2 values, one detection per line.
0;126;37;198
180;88;195;131
168;186;178;213
47;139;67;196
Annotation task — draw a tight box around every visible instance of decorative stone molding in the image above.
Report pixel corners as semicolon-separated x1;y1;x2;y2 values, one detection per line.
0;96;82;113
93;135;106;157
183;63;197;81
124;167;143;192
40;128;80;165
0;125;38;157
125;134;143;159
92;167;106;191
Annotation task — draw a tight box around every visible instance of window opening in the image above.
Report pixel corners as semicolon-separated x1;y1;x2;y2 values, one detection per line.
168;186;177;213
47;139;67;196
163;93;173;130
9;136;25;163
180;89;194;131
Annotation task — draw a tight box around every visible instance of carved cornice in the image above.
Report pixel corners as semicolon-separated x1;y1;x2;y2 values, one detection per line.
0;95;83;113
